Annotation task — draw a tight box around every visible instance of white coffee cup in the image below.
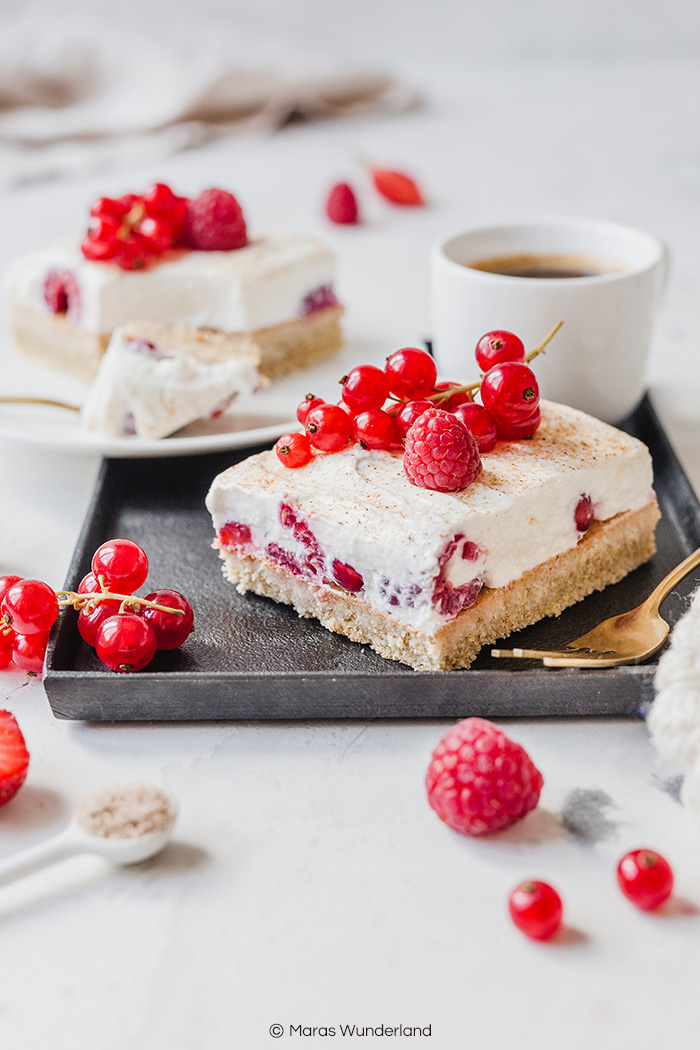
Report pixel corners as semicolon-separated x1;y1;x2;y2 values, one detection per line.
431;217;668;422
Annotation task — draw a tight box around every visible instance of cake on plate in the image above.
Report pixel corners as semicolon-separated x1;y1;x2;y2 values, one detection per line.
5;184;343;384
206;389;659;671
80;321;263;440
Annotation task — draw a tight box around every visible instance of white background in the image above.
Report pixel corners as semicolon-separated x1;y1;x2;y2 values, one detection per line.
1;1;700;1047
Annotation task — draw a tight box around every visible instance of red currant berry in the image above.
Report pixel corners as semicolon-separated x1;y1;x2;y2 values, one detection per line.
95;614;157;673
305;404;351;452
481;363;540;423
475;330;525;372
113;236;154;271
385;348;437;399
0;627;15;669
575;495;594;532
617;849;674;910
12;631;50;674
81;216;121;261
495;406;541;441
453;403;499;453
509;880;563;941
139;215;176;253
275;432;312;468
142;182;179;216
90;196;128;220
341;365;389;413
352;408;396;450
77;599;122;647
394;399;433;439
78;571;100;594
92;539;149;594
1;579;58;636
0;576;22;604
433;382;471;411
296;395;325;426
331;560;364;592
337;400;356;418
142;590;194;650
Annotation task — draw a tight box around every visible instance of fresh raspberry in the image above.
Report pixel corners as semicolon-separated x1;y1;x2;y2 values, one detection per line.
403;408;482;493
325;182;360;224
186;189;248;251
0;710;29;807
426;717;543;836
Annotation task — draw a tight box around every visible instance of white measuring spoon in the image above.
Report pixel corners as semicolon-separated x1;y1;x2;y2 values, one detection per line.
0;800;176;888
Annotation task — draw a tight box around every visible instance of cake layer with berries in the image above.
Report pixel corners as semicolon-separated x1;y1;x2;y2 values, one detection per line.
80;322;263;440
206;400;659;671
6;230;342;383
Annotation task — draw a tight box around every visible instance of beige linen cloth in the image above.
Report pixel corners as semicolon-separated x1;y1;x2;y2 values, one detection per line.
648;586;700;825
0;8;417;186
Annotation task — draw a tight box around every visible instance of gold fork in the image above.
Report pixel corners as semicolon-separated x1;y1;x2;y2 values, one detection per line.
491;545;700;668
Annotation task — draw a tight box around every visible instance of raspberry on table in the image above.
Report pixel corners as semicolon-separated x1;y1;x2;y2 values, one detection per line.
403;408;482;493
325;182;360;224
426;717;544;835
186;188;248;251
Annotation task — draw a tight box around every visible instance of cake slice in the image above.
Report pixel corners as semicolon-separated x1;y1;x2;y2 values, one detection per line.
80;322;263;440
5;186;343;384
205;400;659;671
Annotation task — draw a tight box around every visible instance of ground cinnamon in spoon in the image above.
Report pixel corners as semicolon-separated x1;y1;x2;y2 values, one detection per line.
76;783;176;839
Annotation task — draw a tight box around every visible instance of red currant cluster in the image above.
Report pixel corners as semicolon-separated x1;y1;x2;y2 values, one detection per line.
81;184;247;271
274;323;562;492
0;539;193;676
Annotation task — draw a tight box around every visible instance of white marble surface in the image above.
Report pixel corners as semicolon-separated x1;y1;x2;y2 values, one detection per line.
2;3;700;1047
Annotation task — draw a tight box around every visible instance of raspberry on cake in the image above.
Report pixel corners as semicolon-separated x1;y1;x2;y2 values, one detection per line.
6;184;343;383
80;321;263;440
206;400;660;672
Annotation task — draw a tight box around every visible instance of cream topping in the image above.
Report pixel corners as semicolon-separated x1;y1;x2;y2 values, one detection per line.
5;231;335;334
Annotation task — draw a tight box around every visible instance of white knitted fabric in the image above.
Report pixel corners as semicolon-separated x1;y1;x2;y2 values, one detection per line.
648;586;700;821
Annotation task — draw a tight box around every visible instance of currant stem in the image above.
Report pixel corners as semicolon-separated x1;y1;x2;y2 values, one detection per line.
525;320;564;364
56;591;185;616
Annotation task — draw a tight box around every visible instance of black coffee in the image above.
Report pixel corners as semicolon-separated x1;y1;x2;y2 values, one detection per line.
468;253;625;279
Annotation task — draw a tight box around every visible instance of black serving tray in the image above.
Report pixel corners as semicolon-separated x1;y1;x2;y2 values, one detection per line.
44;395;700;722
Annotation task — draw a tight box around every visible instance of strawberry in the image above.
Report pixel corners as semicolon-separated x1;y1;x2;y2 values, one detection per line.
0;710;29;807
325;182;360;224
370;167;425;206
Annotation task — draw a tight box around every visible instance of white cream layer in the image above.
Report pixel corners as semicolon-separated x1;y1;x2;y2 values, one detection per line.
6;231;335;335
81;327;261;440
206;401;656;635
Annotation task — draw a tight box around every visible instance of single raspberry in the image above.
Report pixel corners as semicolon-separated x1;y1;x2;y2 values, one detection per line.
325;182;360;224
403;408;482;493
426;717;544;836
186;189;248;251
0;710;30;807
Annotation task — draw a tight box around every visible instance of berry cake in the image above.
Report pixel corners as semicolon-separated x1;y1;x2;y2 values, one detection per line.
5;185;343;384
80;322;263;440
206;399;659;671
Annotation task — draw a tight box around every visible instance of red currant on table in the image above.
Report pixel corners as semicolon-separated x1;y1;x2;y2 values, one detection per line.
453;403;499;453
92;539;149;594
509;881;563;940
78;600;122;647
341;365;389;412
617;849;674;910
275;432;312;468
394;399;433;439
1;579;58;635
481;362;540;423
95;614;157;673
475;330;525;372
305;404;352;452
296;395;325;427
495;406;541;441
352;408;396;450
384;347;437;399
142;590;194;650
12;631;50;674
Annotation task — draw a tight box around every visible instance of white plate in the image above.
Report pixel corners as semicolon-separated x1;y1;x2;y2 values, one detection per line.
0;335;366;458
